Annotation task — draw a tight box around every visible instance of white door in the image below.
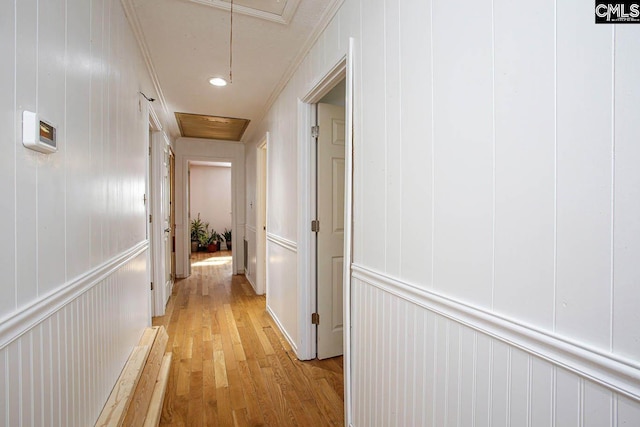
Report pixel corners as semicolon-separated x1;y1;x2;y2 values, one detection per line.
163;148;173;303
256;141;268;295
316;103;345;359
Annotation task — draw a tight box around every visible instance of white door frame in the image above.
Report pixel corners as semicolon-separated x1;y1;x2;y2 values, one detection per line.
255;134;269;295
296;40;355;426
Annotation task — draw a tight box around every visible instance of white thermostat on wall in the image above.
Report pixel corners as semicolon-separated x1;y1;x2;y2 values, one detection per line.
22;110;57;153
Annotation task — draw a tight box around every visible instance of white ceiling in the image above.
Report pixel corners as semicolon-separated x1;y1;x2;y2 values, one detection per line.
127;0;338;142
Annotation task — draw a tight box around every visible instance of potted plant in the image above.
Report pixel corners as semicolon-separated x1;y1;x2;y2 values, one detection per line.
190;214;206;253
206;229;221;252
223;228;232;251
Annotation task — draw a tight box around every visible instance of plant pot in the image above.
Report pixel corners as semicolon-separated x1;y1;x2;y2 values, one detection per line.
191;241;199;253
226;240;232;251
207;243;218;252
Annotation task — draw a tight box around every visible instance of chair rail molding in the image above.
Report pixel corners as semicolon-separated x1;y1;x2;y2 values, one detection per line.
352;263;640;402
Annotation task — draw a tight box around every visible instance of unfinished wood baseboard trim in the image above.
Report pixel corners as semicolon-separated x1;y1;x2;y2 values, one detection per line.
124;327;169;426
95;344;153;427
0;241;149;350
352;263;640;402
143;352;172;427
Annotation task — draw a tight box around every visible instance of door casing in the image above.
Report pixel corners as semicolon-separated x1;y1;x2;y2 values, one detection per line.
255;135;269;295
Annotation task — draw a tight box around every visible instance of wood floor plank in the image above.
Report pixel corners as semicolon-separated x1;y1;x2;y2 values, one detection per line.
153;251;343;427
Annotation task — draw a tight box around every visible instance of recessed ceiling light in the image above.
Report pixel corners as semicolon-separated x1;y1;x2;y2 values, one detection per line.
209;77;227;87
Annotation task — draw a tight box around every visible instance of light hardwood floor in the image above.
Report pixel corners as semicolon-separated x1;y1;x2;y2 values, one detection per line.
152;251;344;426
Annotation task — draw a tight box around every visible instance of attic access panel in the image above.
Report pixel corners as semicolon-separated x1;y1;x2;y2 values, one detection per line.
185;0;300;24
175;112;250;142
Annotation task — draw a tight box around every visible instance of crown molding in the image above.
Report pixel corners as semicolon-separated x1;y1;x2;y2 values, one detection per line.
120;0;180;139
245;0;345;142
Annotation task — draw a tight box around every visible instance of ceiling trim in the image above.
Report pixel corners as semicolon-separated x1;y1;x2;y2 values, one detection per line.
120;0;180;139
248;0;345;142
185;0;301;25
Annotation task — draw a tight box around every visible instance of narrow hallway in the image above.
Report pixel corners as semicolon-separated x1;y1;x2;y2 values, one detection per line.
152;252;344;426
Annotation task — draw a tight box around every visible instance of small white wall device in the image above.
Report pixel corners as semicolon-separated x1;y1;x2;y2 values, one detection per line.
22;110;57;154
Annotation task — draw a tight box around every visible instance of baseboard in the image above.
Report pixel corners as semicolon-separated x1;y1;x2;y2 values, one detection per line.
245;272;258;294
352;263;640;402
266;304;298;356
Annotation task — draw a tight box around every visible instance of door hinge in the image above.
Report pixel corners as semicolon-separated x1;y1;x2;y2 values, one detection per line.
311;220;320;233
311;125;319;138
311;312;320;325
149;214;152;223
150;282;154;291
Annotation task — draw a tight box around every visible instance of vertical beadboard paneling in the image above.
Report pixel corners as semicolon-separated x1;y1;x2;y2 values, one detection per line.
446;322;461;427
612;26;640;360
66;0;93;280
555;0;613;349
618;395;640;425
7;341;20;427
383;0;402;276
554;369;581;426
323;12;340;67
530;358;553;427
359;0;386;270
458;328;477;426
0;349;5;426
0;251;149;427
32;325;43;426
422;308;436;426
431;0;493;307
434;316;447;426
491;340;509;427
351;277;640;427
583;381;613;427
492;0;555;327
0;0;16;319
20;332;32;427
15;0;39;309
509;349;529;426
90;0;106;266
37;0;67;296
474;334;492;427
398;0;432;287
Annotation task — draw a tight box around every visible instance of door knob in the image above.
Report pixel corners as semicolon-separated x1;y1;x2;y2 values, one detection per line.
164;228;171;233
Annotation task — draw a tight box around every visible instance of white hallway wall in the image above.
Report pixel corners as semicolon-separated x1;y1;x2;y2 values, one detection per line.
0;0;170;425
246;0;640;425
190;164;233;237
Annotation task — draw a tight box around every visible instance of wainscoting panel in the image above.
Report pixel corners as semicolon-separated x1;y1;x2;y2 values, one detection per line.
0;249;149;427
351;272;640;427
265;234;298;354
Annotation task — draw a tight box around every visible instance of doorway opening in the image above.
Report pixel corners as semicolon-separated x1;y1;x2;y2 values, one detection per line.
188;160;234;259
296;44;354;370
314;81;347;360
